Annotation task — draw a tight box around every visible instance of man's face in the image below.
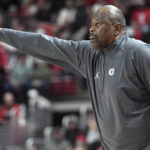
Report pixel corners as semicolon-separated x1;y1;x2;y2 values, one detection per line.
3;93;14;107
89;10;115;51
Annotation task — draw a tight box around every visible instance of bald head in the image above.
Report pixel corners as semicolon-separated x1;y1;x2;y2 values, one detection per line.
95;5;126;31
90;5;126;50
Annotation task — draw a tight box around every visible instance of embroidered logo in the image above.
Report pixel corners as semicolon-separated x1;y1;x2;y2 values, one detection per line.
108;68;115;76
95;72;100;79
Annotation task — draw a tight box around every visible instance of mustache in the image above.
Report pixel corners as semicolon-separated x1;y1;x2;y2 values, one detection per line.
89;33;97;38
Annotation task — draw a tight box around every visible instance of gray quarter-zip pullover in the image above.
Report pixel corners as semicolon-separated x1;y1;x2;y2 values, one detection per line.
0;29;150;150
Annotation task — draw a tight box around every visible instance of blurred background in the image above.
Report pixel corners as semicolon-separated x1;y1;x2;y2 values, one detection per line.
0;0;150;149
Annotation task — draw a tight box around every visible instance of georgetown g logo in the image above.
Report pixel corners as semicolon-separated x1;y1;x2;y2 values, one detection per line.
108;68;115;76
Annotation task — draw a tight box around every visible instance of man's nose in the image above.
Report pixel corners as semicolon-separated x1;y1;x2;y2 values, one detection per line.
89;26;95;33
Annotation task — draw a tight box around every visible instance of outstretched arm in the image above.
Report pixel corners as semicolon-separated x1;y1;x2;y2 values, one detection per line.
0;28;92;78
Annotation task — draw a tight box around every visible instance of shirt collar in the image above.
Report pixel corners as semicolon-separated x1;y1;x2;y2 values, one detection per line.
100;32;128;55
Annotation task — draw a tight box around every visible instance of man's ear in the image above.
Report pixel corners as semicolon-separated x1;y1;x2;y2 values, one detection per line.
113;23;121;36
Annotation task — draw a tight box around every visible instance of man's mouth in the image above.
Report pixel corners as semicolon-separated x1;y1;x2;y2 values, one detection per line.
89;33;97;43
90;36;96;43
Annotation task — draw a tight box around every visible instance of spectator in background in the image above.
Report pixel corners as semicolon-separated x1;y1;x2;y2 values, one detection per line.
22;0;38;18
1;0;20;28
11;18;24;31
64;115;81;147
31;60;51;97
69;0;89;40
36;0;54;22
27;89;52;137
0;92;26;124
44;127;72;150
8;53;33;102
55;0;77;38
0;0;20;13
9;53;32;85
73;134;87;150
123;1;150;41
130;4;150;42
27;89;51;110
86;115;101;150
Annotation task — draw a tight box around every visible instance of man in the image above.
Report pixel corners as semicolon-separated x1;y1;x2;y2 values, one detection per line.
0;92;26;123
0;5;150;150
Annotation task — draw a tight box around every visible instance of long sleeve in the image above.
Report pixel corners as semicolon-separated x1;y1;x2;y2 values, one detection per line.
0;28;92;78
